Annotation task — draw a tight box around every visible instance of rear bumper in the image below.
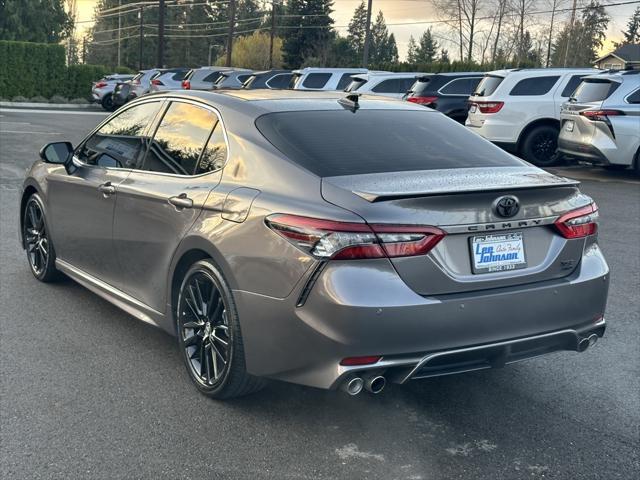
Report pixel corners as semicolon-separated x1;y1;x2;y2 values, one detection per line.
234;243;609;390
558;137;610;164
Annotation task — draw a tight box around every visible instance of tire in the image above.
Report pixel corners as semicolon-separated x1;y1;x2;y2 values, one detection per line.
101;93;115;111
23;194;61;282
635;149;640;177
520;125;560;167
176;259;265;399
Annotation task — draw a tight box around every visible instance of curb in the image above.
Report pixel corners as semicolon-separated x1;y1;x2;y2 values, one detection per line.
0;101;102;110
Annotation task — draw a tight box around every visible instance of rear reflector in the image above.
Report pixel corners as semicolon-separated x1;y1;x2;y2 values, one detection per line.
265;214;446;260
340;356;382;366
470;101;504;114
407;96;438;106
554;203;598;239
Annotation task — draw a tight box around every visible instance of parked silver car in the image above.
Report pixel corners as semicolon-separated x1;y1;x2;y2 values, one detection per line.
128;69;162;99
149;68;190;92
211;69;253;90
183;67;242;90
91;74;134;111
21;90;608;399
558;70;640;173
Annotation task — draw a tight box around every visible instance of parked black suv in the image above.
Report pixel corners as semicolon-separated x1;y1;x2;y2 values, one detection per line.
405;72;484;123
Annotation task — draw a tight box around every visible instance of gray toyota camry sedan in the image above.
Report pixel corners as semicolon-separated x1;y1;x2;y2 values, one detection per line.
20;90;609;398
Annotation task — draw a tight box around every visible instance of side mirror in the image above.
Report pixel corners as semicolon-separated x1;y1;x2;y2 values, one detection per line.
39;142;73;165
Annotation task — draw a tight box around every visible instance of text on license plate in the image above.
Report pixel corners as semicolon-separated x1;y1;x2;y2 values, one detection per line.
471;232;527;274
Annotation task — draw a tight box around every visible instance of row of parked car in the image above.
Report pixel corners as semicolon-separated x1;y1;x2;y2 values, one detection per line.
91;66;640;172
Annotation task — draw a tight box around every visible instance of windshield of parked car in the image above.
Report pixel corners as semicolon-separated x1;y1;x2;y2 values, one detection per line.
256;109;523;177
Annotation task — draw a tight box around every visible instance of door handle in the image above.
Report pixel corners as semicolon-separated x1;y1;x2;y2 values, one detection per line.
98;182;116;196
168;193;193;209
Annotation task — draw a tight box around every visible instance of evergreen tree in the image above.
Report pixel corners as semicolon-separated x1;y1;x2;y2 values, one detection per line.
406;35;418;63
439;48;450;64
620;6;640;44
346;1;368;60
0;0;72;43
387;33;399;63
369;10;396;64
282;0;335;68
415;28;439;63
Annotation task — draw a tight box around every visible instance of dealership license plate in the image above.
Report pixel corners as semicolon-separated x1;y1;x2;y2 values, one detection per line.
469;104;477;113
565;120;574;132
470;232;527;274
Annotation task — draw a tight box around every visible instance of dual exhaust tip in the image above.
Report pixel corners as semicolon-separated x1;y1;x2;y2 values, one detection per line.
577;333;599;352
341;373;386;396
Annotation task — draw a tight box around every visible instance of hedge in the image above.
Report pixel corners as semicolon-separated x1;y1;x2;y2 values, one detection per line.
0;40;134;100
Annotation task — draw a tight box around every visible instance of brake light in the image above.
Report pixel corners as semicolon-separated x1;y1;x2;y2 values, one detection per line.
554;203;598;239
579;109;624;121
407;96;438;106
182;79;190;89
265;214;445;260
95;81;107;88
151;79;163;86
340;356;382;366
471;101;504;114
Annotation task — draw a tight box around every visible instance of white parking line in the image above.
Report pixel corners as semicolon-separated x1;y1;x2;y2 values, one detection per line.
0;108;108;116
0;130;62;134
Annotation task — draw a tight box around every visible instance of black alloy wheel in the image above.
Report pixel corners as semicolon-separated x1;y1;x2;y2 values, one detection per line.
521;125;560;167
23;195;59;282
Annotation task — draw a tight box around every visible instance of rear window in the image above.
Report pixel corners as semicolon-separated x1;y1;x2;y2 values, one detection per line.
572;80;620;102
267;73;292;89
303;73;331;89
337;73;359;90
627;88;640;104
345;78;367;92
183;70;195;81
409;77;432;95
509;76;559;96
203;71;222;82
171;70;188;81
255;110;522;177
237;75;250;84
440;77;482;95
371;78;414;94
473;75;504;96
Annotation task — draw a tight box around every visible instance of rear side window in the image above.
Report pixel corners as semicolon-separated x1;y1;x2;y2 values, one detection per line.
474;75;503;96
203;71;222;82
143;102;217;175
255;110;522;177
560;75;586;97
303;73;331;89
509;76;559;96
171;70;187;81
337;73;358;90
626;88;640;104
572;80;620;102
440;77;482;95
197;123;228;174
237;75;250;84
267;73;292;89
77;101;161;169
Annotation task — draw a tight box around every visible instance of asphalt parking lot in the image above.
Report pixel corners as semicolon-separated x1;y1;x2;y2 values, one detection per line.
1;108;638;480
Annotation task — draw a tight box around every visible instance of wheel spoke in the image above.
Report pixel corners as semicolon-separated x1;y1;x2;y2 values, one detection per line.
212;345;219;379
211;343;227;365
194;279;206;315
212;333;228;347
204;344;212;383
28;204;38;229
187;285;202;316
184;333;200;347
183;321;203;330
210;297;223;322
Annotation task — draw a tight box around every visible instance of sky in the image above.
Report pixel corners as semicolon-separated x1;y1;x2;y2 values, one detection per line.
73;0;635;61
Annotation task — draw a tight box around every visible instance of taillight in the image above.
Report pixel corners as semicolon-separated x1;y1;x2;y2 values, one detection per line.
554;203;599;239
579;109;624;121
151;79;163;86
182;79;190;89
471;101;504;114
265;214;446;260
95;81;107;88
407;96;438;106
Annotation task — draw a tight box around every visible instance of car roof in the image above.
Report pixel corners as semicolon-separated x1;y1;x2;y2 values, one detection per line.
149;89;429;116
352;72;426;80
486;67;600;78
582;70;640;82
293;67;370;74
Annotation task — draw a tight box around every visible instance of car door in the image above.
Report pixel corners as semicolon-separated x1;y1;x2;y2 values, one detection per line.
46;100;163;286
112;99;227;312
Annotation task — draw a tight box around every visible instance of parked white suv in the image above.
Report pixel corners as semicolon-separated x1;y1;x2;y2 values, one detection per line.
290;67;371;91
558;71;640;173
344;72;424;98
466;68;600;165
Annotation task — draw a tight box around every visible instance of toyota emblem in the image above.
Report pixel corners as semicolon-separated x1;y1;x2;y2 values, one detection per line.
494;196;520;218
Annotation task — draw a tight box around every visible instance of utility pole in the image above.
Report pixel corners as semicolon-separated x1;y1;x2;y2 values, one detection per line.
226;0;237;67
563;0;578;67
546;0;558;68
138;6;144;70
158;0;165;68
362;0;373;67
269;0;277;69
117;0;122;67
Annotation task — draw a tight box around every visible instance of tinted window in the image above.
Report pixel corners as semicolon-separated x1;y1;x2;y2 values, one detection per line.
197;123;228;174
627;88;640;104
267;73;292;89
77;101;161;169
143;102;217;175
345;78;366;92
399;77;416;92
337;73;358;90
372;79;402;93
184;70;195;81
440;77;482;95
560;75;586;97
255;110;522;177
289;73;303;88
303;73;331;89
473;75;504;96
572;80;620;102
203;71;222;82
237;75;250;84
410;77;432;95
171;70;188;81
509;76;559;96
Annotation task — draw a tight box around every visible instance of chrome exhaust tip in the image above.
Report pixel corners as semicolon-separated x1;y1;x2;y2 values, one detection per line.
578;334;598;352
341;377;364;396
587;333;598;347
363;374;386;394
